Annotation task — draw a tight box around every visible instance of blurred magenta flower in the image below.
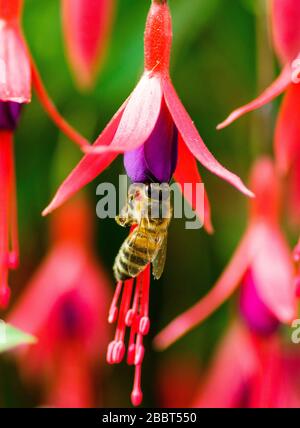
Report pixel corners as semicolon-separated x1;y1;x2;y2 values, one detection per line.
8;198;111;407
218;0;300;176
192;322;300;408
43;0;253;232
239;270;279;336
62;0;115;90
155;158;296;350
107;263;150;407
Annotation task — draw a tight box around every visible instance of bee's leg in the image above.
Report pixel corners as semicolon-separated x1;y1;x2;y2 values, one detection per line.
115;214;134;227
116;204;135;227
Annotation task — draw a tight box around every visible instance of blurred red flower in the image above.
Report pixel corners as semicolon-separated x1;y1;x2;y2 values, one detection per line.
218;0;300;188
8;198;111;408
0;0;90;307
192;322;300;408
61;0;115;90
155;158;296;350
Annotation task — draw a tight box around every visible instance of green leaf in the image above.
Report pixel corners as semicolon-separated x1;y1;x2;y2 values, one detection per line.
0;322;37;354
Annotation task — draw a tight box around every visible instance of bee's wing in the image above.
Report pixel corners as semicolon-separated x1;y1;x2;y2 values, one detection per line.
152;233;168;280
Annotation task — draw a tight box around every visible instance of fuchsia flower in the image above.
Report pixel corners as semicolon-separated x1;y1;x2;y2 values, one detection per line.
0;0;90;307
155;158;296;350
157;356;201;408
43;0;253;228
192;322;300;408
8;198;111;408
62;0;115;90
0;0;89;147
218;0;300;178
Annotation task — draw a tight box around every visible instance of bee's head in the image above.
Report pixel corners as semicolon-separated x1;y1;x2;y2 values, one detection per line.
116;184;146;226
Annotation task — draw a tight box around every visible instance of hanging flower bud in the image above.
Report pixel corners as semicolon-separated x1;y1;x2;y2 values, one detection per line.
61;0;115;90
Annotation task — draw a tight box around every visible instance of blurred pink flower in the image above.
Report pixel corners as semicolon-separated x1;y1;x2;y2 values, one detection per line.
192;322;300;408
218;0;300;177
62;0;115;90
155;158;296;350
43;0;253;233
0;0;91;307
8;198;111;408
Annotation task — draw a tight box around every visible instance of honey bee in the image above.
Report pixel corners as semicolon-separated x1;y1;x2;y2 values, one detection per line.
113;183;172;281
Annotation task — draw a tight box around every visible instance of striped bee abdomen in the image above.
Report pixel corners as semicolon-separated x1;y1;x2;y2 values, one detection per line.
113;228;158;281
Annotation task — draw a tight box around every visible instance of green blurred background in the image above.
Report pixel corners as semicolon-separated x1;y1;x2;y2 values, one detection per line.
0;0;281;407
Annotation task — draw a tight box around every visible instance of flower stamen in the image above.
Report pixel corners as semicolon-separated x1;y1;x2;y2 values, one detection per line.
107;265;151;406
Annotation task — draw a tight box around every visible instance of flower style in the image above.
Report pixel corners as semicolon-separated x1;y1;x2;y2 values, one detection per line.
0;0;90;307
8;198;111;408
192;322;300;408
61;0;115;90
217;0;300;177
43;0;253;231
154;158;296;350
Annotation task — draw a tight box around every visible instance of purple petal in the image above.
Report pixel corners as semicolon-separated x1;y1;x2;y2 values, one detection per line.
0;101;22;131
124;98;178;183
240;270;279;336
